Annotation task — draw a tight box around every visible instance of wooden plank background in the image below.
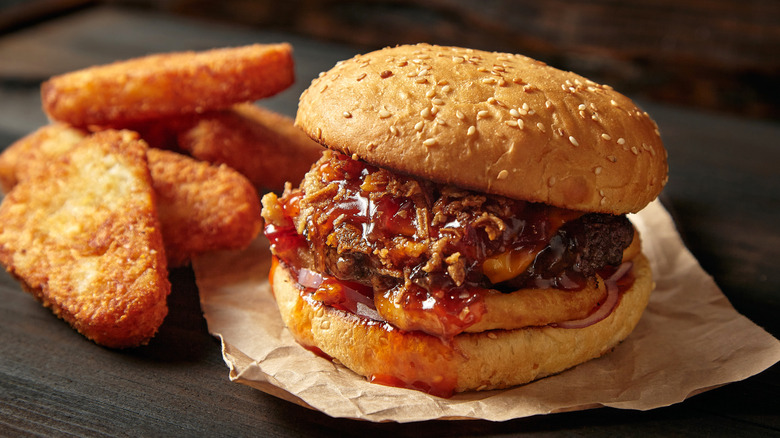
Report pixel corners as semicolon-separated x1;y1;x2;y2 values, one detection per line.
97;0;780;121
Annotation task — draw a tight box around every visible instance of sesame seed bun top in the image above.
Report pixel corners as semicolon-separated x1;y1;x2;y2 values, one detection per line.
295;44;668;214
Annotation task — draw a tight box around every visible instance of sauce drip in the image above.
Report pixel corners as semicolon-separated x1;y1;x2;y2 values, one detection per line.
264;152;639;336
273;255;460;398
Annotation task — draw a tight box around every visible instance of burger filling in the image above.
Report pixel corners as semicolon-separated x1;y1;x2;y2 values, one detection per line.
262;150;636;338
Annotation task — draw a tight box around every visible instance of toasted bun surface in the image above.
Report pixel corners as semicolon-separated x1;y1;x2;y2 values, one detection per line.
271;253;653;394
296;44;667;214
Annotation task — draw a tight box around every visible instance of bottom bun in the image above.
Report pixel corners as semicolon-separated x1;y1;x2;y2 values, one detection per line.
271;253;654;397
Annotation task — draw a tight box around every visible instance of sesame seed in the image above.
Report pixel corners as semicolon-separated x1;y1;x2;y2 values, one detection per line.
415;77;428;84
390;126;399;135
548;176;557;187
477;110;489;119
594;166;602;175
455;110;465;120
631;146;639;155
343;111;352;118
482;78;497;85
599;189;605;196
545;100;553;109
498;79;507;87
569;136;579;146
378;109;392;119
432;98;445;105
380;70;393;78
536;122;545;132
497;170;509;180
617;138;626;145
509;108;520;118
578;104;586;111
505;120;518;127
431;106;439;115
420;107;432;118
442;85;452;93
436;118;446;125
423;138;437;147
600;197;607;206
426;89;436;98
608;155;617;162
316;127;322;138
467;126;476;136
610;99;618;106
414;121;424;131
601;133;611;140
437;79;449;85
357;73;367;81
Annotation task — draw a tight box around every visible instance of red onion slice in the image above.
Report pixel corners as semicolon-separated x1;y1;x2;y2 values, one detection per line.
297;267;384;321
340;282;377;312
297;268;324;289
553;262;632;329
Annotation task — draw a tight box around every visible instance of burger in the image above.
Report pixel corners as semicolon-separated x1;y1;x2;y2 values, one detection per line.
261;44;668;397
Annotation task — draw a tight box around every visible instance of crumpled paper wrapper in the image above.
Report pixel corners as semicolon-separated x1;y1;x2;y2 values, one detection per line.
193;200;780;422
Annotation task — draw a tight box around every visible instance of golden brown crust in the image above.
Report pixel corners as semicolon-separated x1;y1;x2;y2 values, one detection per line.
177;103;323;191
0;123;87;192
148;148;263;267
296;44;668;214
42;43;295;127
0;124;263;268
272;253;653;393
0;130;170;348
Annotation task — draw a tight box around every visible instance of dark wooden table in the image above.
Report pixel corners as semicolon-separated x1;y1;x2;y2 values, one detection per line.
1;5;778;436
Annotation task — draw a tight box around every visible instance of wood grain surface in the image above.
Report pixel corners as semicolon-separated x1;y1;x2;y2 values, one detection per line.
0;5;777;436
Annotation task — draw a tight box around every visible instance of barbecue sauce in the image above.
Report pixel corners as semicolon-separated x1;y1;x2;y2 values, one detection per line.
263;152;636;397
264;153;594;332
271;257;460;398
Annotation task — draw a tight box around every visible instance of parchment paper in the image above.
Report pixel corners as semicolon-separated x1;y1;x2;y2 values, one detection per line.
193;199;780;422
